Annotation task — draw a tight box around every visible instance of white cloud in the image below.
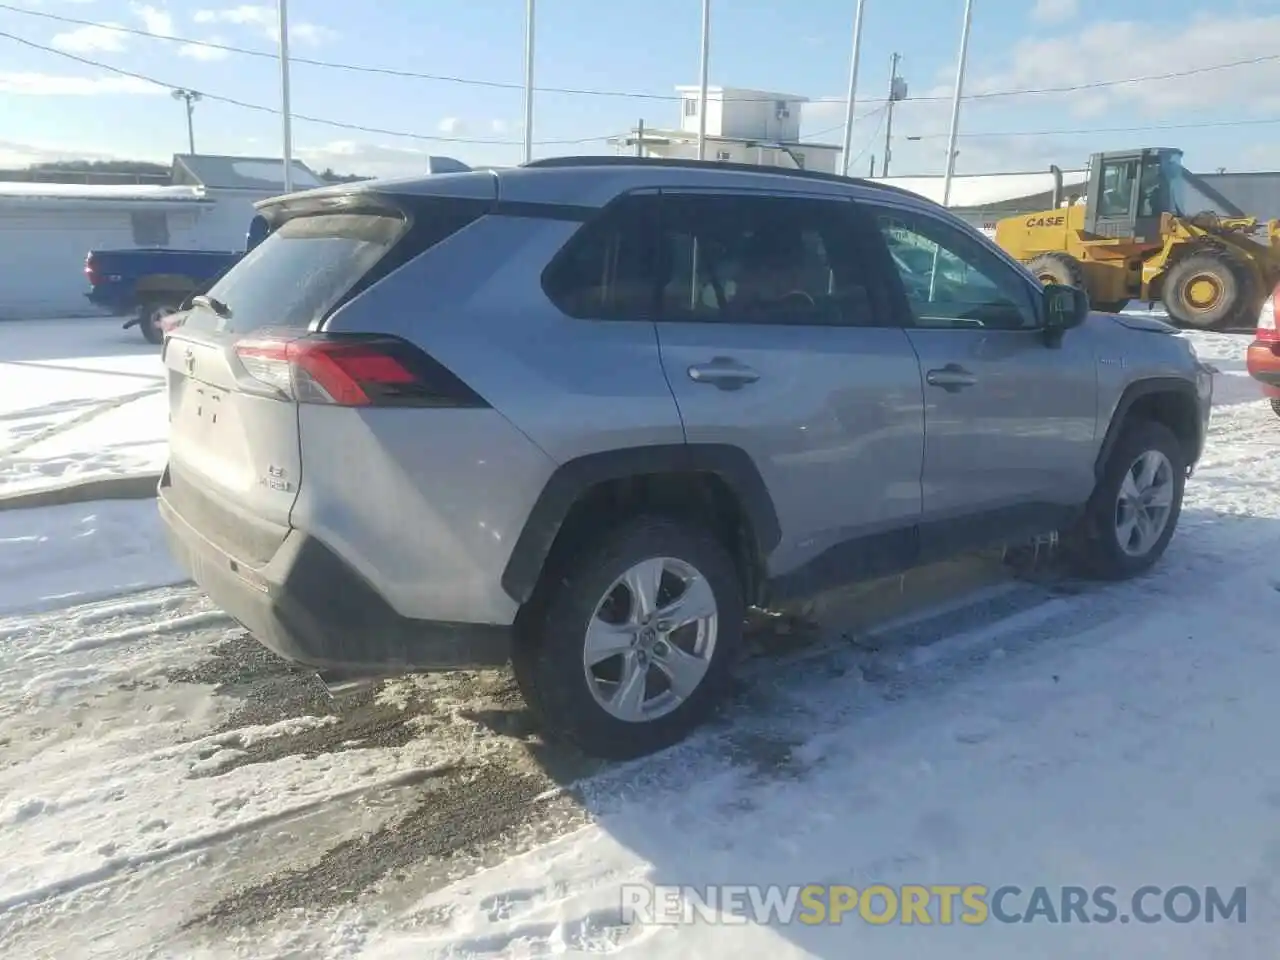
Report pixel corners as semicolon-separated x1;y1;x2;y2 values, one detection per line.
969;15;1280;117
0;72;164;95
132;2;174;37
490;119;509;134
178;40;229;61
1030;0;1076;25
194;5;336;45
437;117;464;134
0;139;118;169
50;23;128;53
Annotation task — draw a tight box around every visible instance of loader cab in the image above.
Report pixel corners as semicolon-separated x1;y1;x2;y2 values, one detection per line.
1084;148;1188;242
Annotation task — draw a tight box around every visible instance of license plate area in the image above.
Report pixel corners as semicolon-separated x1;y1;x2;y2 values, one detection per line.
172;373;231;438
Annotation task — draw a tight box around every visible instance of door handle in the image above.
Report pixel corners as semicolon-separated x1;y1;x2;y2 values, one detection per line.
687;357;761;390
925;364;978;392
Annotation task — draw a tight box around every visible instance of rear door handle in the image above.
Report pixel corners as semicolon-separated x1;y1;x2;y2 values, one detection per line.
925;364;978;392
687;358;760;390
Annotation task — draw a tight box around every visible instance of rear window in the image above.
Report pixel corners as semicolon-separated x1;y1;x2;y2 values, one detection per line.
188;213;407;334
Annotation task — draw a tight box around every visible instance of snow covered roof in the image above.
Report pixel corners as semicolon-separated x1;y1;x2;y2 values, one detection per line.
172;154;323;191
0;182;209;207
882;169;1090;208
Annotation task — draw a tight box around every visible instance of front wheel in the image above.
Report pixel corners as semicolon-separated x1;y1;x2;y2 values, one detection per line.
512;516;744;760
1067;420;1186;580
1162;250;1253;330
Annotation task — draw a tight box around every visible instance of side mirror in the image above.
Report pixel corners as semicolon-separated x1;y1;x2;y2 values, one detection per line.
1043;283;1089;338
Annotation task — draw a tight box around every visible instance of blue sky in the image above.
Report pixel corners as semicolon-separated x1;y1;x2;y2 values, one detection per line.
1;0;1278;178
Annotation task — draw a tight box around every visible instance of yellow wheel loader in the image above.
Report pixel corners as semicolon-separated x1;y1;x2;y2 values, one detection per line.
994;148;1280;329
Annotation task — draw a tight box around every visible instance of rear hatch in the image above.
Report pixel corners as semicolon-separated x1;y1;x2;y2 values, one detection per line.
161;208;412;564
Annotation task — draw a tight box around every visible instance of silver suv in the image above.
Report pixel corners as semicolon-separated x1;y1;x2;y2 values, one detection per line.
157;157;1213;759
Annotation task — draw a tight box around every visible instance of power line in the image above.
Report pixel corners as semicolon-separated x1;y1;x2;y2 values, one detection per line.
910;115;1280;140
3;0;1278;107
4;26;1276;152
0;27;881;149
0;30;609;145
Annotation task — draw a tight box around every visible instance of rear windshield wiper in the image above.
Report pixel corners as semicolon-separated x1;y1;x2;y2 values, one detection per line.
190;294;231;318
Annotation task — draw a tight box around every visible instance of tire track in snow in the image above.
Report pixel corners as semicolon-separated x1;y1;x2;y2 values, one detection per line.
0;764;455;915
0;385;163;460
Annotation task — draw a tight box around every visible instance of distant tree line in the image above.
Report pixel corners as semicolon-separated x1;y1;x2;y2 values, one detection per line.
0;159;370;184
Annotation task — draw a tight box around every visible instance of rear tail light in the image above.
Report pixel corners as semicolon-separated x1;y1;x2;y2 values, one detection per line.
84;253;101;287
232;334;488;408
1258;288;1280;342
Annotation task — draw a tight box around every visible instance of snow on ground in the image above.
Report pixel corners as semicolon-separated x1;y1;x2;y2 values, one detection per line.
0;500;186;616
0;324;1276;959
0;318;167;496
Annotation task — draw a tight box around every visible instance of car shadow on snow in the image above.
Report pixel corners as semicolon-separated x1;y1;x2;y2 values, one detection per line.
516;505;1280;957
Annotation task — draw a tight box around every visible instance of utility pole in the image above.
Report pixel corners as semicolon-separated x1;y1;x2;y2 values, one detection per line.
171;88;201;154
881;53;907;177
941;0;974;208
522;0;535;163
636;119;645;157
696;0;711;160
277;0;294;193
838;0;868;176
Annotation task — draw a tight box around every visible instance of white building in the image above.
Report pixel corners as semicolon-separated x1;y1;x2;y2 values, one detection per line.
611;86;841;174
0;155;322;320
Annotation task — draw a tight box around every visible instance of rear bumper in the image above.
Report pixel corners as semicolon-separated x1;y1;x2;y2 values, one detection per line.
1246;340;1280;390
158;474;512;674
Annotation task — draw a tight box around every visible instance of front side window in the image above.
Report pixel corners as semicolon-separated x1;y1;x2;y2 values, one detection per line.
869;207;1038;330
1098;159;1137;218
543;193;877;326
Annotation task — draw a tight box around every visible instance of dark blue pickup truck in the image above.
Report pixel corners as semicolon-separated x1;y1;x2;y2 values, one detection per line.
84;215;270;343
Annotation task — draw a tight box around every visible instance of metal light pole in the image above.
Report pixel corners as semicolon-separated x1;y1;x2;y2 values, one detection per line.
278;0;295;193
171;89;201;154
941;0;974;207
696;0;711;160
838;0;868;177
522;0;535;163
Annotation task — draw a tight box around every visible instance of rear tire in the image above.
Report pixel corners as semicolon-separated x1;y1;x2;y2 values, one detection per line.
1162;249;1253;330
1027;251;1086;289
137;298;181;345
1067;420;1186;580
512;515;744;760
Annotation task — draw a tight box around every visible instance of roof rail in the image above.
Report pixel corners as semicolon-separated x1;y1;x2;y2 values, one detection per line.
520;155;924;201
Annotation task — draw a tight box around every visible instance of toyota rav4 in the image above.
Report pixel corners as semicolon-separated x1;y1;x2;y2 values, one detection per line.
157;157;1214;759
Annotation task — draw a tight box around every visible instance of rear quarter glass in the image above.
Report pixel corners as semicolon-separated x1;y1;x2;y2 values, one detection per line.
185;212;409;335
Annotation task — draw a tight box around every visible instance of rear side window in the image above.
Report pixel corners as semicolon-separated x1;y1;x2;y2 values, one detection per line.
543;192;878;326
190;213;406;334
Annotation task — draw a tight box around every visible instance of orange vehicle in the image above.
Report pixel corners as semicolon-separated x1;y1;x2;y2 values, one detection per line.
1247;284;1280;418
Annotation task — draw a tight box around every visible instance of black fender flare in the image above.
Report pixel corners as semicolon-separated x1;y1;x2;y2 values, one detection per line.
1095;376;1203;479
500;443;781;605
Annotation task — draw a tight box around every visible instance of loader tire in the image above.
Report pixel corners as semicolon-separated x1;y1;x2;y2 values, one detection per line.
1162;249;1252;330
1027;252;1086;290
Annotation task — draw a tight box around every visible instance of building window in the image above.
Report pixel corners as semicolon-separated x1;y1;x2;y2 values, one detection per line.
684;98;698;117
716;150;732;162
131;211;170;247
